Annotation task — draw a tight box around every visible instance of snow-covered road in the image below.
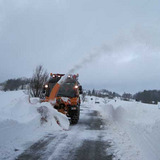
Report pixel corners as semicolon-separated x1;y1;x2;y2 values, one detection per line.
17;102;113;160
1;91;160;160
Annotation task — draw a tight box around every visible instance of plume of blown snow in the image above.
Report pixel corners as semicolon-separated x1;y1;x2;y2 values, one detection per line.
60;29;160;84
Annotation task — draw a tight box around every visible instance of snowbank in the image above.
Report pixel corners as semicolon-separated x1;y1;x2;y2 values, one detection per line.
93;97;160;160
0;91;69;160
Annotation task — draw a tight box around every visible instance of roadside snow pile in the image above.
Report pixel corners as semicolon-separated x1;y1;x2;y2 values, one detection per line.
0;90;69;160
94;98;160;160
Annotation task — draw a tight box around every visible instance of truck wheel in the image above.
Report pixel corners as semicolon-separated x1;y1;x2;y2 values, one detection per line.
70;114;79;124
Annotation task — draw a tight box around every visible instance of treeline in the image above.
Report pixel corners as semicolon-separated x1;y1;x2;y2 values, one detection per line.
0;65;48;98
85;89;160;104
2;78;30;91
134;90;160;104
86;89;121;98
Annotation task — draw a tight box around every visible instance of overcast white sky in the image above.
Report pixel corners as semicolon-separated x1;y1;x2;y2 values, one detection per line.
0;0;160;93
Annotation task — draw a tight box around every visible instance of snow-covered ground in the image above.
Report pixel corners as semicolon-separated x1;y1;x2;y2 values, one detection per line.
0;91;160;160
89;96;160;160
0;91;69;160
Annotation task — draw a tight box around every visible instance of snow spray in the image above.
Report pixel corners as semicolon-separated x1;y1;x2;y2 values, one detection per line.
59;31;153;84
68;45;112;74
59;44;113;84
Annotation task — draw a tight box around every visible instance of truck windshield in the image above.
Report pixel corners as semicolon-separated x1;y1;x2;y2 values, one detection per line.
48;82;76;98
57;82;76;98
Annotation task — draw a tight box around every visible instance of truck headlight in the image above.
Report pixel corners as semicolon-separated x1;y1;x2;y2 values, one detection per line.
45;84;48;88
74;85;78;89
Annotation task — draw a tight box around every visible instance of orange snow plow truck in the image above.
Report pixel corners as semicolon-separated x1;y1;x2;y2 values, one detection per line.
42;73;82;124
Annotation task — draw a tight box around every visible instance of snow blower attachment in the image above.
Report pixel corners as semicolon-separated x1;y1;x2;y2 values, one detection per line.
42;73;82;124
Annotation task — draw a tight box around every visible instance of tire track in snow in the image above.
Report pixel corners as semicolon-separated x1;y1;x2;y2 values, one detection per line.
16;102;113;160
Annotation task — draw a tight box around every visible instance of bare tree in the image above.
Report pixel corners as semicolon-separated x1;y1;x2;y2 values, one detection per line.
29;65;48;97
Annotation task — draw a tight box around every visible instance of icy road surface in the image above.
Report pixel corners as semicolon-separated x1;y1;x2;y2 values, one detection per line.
17;102;113;160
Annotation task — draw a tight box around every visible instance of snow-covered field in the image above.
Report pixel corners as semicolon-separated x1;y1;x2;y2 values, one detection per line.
0;91;160;160
0;91;69;160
